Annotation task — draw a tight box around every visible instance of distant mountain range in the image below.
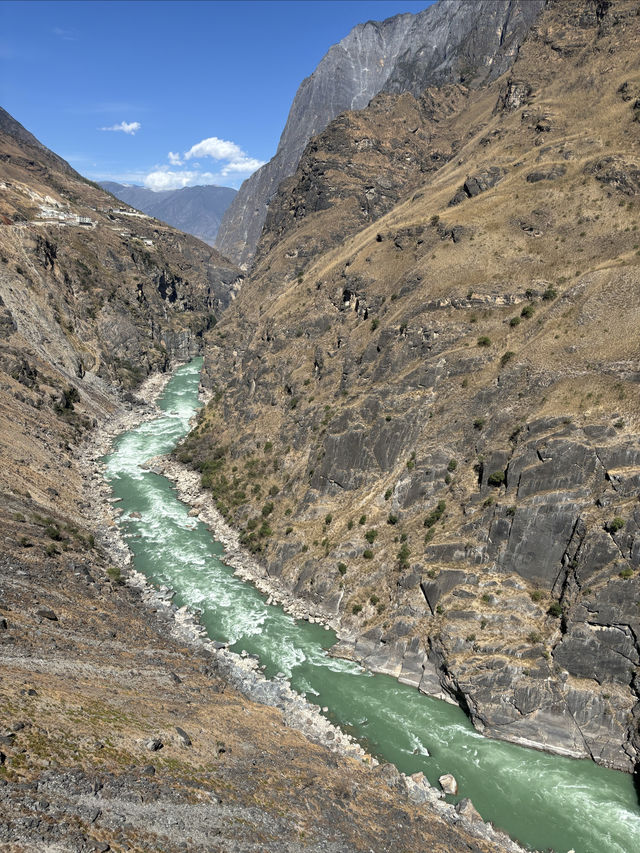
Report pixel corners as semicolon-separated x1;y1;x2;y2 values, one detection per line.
100;181;237;246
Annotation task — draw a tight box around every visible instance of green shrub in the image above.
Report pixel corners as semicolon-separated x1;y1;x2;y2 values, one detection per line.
363;549;374;559
352;604;363;615
263;441;273;452
424;500;446;528
619;568;633;579
542;287;558;301
527;631;543;644
384;488;392;501
397;543;410;569
262;502;274;517
487;471;505;487
324;513;333;525
509;316;521;327
371;318;379;331
358;515;367;526
477;336;491;347
364;529;378;544
337;562;347;575
521;304;535;319
45;525;62;541
387;514;398;525
347;520;354;530
370;594;380;606
285;526;293;535
547;601;563;617
501;351;515;367
107;566;123;584
473;418;485;430
447;459;457;472
606;517;625;533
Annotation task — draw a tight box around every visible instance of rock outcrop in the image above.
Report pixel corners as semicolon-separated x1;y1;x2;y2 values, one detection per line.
215;0;545;266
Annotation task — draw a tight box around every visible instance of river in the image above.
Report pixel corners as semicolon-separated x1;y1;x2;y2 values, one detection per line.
103;358;640;853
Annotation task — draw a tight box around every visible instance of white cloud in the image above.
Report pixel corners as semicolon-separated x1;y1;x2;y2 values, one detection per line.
184;136;244;162
221;157;265;175
168;151;183;166
182;136;265;177
143;169;219;191
100;121;141;135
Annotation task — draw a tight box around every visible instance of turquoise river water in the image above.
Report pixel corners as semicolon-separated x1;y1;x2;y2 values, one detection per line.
103;358;640;853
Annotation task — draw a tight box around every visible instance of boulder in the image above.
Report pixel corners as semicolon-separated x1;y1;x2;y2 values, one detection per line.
438;773;458;794
455;797;483;822
175;726;192;747
36;608;58;621
526;165;566;182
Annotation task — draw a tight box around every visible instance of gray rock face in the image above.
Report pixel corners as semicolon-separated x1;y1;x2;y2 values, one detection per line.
215;0;545;266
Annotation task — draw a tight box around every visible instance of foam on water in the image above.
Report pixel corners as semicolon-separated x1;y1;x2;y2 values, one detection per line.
103;359;640;853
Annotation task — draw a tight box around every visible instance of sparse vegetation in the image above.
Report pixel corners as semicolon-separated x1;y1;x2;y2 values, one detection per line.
424;500;446;528
606;517;625;533
547;601;563;618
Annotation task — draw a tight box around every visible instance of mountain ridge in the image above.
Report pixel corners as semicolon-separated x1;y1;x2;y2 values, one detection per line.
100;180;237;246
215;0;546;267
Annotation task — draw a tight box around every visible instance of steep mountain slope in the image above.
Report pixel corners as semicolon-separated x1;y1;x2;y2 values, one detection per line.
0;110;502;852
100;181;237;245
215;0;545;267
0;106;241;533
184;0;640;772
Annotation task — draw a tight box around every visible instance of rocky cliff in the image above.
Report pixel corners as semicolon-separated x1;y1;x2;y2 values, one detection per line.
0;106;242;533
100;181;237;246
185;0;640;772
214;0;545;267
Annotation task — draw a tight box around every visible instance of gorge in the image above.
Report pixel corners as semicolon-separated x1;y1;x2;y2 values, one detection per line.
1;0;640;850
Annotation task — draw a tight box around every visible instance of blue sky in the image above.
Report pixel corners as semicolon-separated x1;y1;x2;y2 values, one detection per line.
1;0;433;190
